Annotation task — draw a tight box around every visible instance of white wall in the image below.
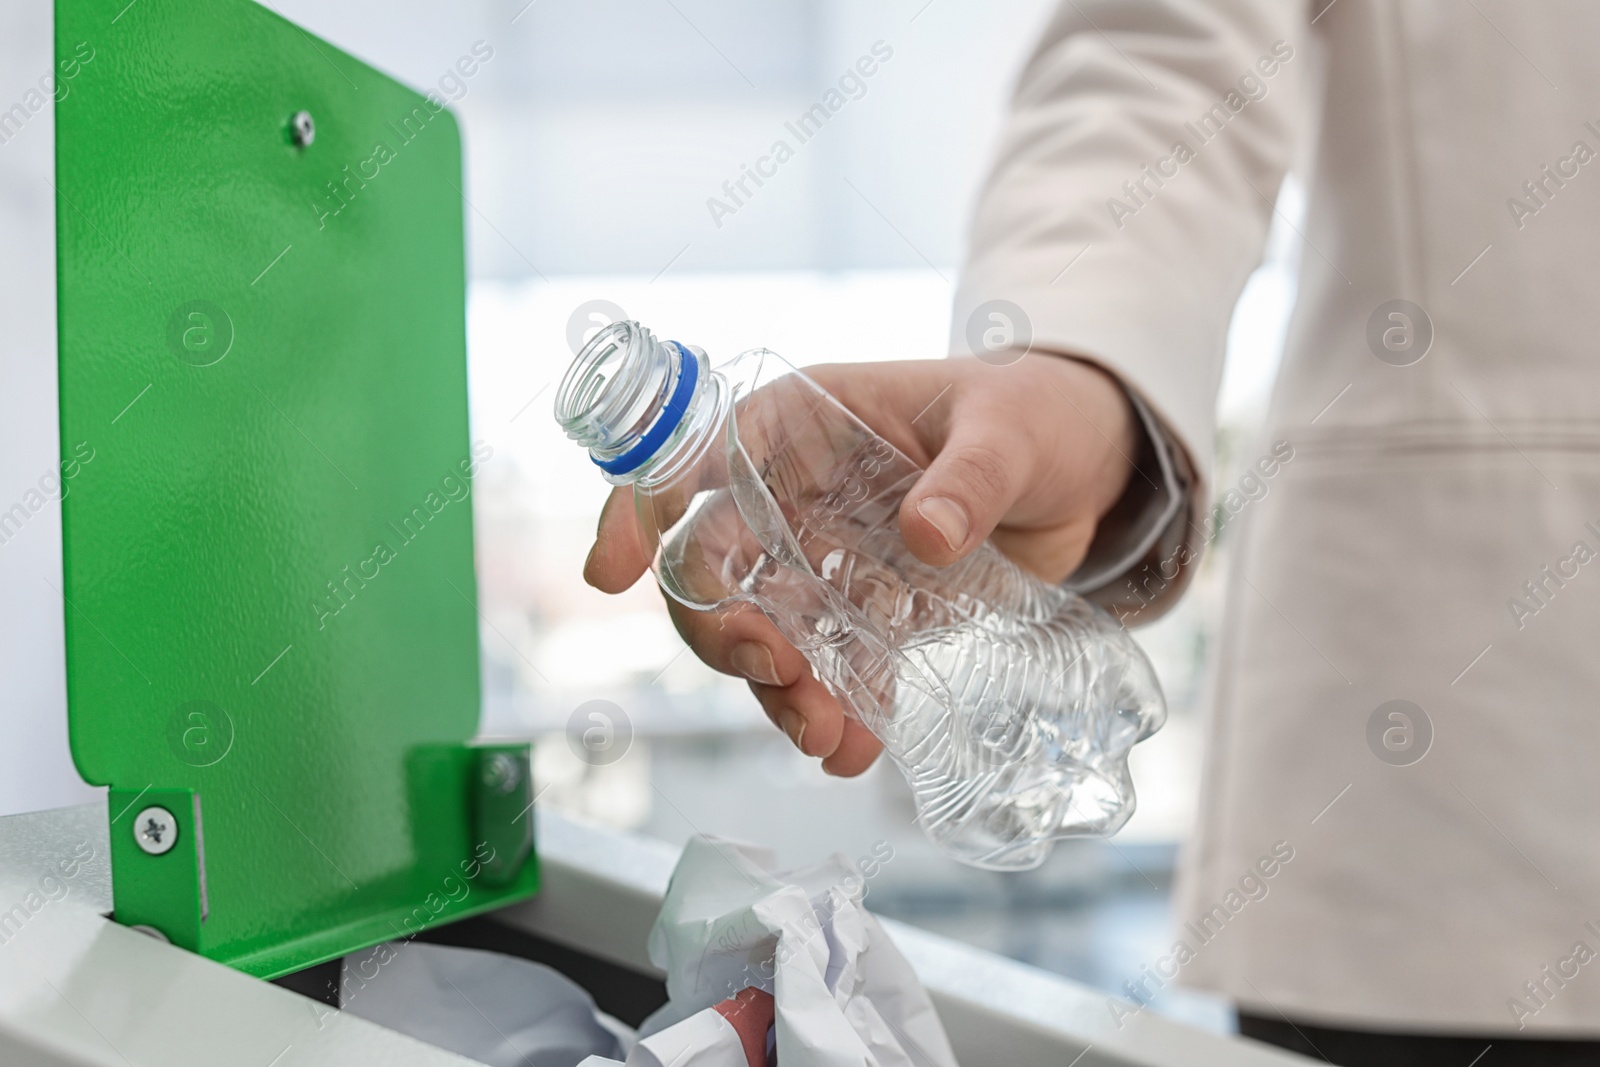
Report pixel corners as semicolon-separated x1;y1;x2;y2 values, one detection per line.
0;0;101;816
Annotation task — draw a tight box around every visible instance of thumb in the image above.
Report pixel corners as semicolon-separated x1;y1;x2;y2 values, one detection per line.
898;415;1025;568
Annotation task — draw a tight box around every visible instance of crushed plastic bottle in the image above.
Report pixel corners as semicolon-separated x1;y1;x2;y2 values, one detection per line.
555;321;1165;870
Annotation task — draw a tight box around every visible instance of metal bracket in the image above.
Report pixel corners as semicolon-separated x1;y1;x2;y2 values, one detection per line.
472;745;535;888
108;787;205;951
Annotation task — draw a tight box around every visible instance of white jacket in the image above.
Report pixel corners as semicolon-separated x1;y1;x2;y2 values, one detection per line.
954;0;1600;1035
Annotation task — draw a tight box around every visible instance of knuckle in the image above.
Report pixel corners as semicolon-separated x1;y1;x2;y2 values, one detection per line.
948;441;1013;504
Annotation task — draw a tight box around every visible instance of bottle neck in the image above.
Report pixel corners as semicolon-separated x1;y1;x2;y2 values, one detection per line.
555;321;725;486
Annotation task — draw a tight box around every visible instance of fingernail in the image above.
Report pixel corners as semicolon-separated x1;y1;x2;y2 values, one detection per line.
917;496;969;552
777;709;807;752
729;642;782;686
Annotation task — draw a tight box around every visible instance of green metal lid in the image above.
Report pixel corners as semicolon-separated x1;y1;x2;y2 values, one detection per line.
55;0;537;978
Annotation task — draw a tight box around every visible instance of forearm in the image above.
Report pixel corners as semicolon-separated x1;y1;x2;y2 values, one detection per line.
952;0;1304;621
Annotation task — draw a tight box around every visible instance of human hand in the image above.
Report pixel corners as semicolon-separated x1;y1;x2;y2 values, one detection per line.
583;352;1138;775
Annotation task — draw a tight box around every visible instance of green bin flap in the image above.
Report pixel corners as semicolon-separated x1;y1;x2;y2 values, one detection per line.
55;0;538;978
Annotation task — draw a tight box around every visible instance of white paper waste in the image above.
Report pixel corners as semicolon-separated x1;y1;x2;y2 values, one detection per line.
340;940;627;1067
584;835;958;1067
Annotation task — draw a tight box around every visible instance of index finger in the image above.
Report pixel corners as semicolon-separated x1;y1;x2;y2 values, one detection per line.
583;485;651;593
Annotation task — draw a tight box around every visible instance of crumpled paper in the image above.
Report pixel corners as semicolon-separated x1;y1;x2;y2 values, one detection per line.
583;835;957;1067
340;940;625;1067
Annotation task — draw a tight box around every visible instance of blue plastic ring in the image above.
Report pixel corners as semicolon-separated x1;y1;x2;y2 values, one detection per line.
593;341;699;476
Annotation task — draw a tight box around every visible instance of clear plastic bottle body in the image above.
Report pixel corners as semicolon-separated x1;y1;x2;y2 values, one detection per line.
557;324;1165;870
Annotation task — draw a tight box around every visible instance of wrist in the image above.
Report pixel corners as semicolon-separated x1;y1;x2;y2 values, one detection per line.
1051;361;1197;624
1035;353;1139;520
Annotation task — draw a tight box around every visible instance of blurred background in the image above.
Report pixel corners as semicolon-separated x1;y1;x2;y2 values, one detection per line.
1;0;1301;1035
